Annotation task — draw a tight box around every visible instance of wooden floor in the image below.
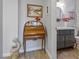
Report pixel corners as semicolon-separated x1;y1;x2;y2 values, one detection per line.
2;48;79;59
4;50;50;59
57;48;79;59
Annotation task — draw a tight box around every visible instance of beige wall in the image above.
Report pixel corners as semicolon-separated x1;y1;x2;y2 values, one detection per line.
50;0;57;59
76;0;79;33
3;0;18;56
0;0;3;57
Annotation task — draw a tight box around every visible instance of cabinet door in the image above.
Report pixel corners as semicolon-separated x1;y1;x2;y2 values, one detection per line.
57;34;64;49
65;35;75;47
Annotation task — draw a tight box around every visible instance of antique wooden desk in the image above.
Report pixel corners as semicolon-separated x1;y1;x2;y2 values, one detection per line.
23;21;46;55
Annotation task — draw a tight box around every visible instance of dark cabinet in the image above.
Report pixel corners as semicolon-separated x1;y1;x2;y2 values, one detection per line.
57;35;64;49
57;29;76;49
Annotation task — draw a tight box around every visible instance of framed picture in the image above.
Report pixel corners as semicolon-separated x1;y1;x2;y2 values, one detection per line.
27;4;43;18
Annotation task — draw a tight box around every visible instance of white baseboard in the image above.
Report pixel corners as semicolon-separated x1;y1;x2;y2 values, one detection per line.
3;47;52;59
46;49;52;59
3;47;42;57
19;47;42;53
3;52;10;57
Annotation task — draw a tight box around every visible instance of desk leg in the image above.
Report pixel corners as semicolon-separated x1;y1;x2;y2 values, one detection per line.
44;39;46;52
42;39;46;52
42;39;44;50
23;39;26;56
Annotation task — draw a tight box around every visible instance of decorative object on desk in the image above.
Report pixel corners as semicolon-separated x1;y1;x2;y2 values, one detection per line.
25;21;42;26
34;16;41;21
31;21;37;26
27;4;43;17
10;38;21;59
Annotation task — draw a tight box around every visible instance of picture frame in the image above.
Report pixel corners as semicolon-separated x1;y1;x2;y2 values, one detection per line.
27;4;43;18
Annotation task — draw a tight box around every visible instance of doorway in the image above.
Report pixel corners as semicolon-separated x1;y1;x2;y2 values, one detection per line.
56;0;79;59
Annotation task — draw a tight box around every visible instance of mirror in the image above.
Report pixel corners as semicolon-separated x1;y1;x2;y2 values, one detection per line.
56;0;76;27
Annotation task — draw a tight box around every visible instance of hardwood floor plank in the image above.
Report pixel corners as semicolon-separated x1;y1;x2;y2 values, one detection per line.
3;50;49;59
57;48;79;59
